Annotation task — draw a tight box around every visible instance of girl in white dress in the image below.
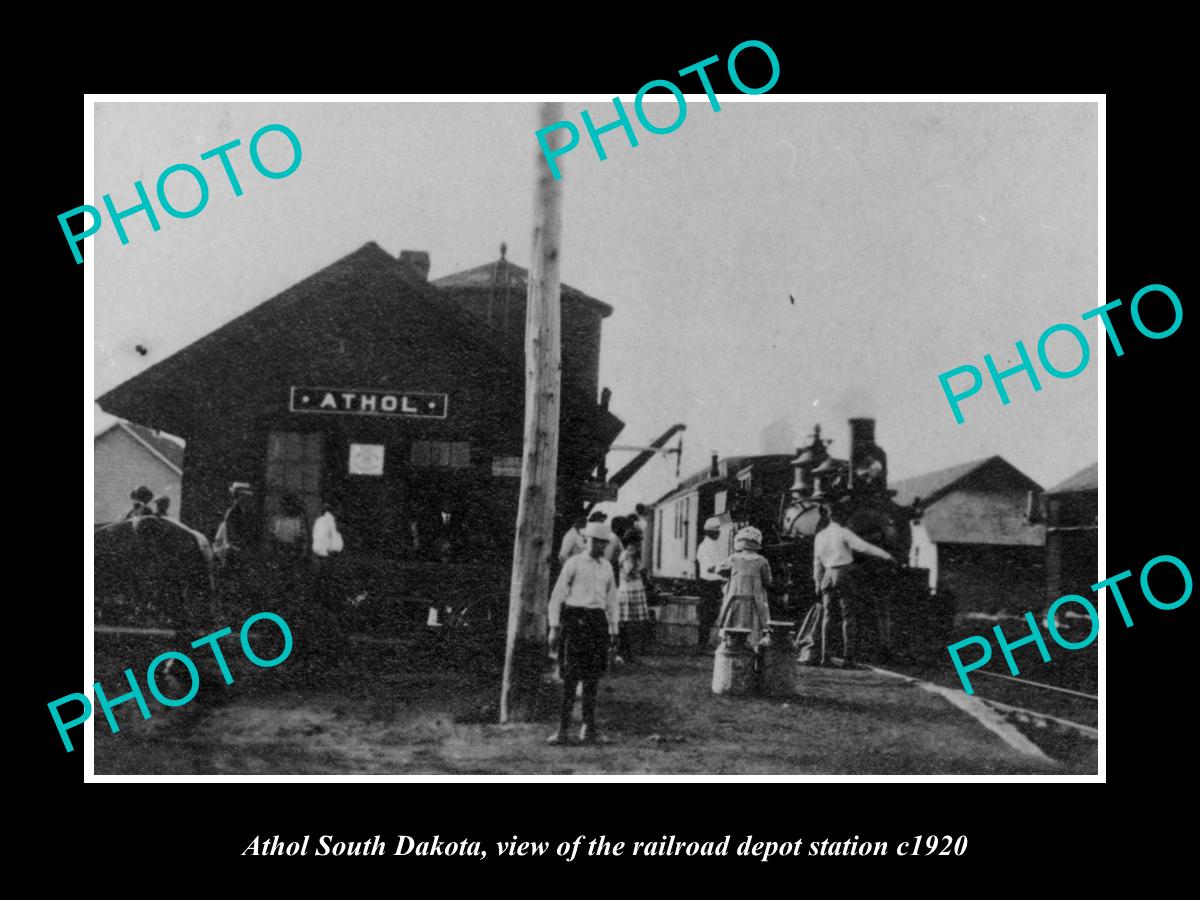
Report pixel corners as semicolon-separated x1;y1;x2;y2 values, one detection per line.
715;526;773;646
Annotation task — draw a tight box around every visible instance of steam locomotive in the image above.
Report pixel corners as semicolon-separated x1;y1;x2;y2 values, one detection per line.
647;418;953;664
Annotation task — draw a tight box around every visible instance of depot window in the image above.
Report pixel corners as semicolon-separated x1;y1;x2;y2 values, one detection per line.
410;441;471;468
265;431;323;533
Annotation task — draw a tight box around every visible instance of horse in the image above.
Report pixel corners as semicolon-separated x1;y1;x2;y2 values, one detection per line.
94;515;216;632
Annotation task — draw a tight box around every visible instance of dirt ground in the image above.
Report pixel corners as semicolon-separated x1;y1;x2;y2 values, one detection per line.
92;626;1093;775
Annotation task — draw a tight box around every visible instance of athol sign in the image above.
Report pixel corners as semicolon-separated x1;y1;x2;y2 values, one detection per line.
290;387;448;419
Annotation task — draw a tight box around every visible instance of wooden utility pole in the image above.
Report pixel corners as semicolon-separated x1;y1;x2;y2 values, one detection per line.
500;103;565;724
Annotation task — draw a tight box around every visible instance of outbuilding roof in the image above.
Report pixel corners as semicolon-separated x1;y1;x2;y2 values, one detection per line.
890;456;1040;507
892;456;1045;547
96;420;185;473
1045;462;1098;495
891;457;992;507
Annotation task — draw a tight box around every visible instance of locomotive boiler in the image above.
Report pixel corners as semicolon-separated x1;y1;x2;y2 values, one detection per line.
649;418;952;664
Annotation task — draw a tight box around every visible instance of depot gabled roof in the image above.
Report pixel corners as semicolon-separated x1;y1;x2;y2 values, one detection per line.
433;256;613;318
97;242;516;437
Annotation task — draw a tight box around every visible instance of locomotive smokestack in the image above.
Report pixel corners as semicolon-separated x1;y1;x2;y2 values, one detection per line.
710;452;720;478
848;418;887;491
849;418;875;457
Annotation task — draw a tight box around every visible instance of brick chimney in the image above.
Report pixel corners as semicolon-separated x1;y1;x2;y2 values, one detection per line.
398;250;431;281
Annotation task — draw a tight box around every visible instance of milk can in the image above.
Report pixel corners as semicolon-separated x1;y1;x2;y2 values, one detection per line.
712;628;756;695
760;620;797;697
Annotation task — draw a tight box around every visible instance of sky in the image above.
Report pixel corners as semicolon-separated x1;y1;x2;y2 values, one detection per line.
92;99;1098;508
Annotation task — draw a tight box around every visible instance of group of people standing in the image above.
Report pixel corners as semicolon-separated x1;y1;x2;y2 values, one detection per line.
546;498;899;746
544;498;901;745
213;483;345;609
209;482;350;669
712;507;898;671
706;505;898;669
704;503;897;668
123;484;172;520
556;508;652;664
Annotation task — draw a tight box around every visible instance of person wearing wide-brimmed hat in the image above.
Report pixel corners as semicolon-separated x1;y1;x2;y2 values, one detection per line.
214;482;255;555
123;485;155;520
585;510;618;561
213;482;258;608
547;520;620;744
714;526;773;647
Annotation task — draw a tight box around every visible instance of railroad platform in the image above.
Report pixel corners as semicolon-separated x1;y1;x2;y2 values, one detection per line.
91;632;1094;775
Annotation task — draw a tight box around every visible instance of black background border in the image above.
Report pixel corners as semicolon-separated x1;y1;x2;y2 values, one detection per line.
35;29;1193;880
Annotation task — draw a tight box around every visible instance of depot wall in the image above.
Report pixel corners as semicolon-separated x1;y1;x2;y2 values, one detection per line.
178;342;523;545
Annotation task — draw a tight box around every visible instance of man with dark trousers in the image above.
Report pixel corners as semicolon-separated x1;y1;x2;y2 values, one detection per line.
215;482;258;611
813;503;895;668
547;521;620;745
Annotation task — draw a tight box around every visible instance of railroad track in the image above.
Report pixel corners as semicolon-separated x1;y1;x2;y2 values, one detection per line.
867;663;1098;756
965;670;1097;738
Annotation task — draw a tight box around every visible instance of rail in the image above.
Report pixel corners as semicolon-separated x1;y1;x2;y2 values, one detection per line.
972;669;1098;700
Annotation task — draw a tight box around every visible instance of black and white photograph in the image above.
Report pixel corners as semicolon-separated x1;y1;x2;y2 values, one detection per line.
85;95;1101;778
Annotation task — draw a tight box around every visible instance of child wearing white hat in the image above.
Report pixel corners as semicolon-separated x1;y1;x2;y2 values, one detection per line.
714;526;773;646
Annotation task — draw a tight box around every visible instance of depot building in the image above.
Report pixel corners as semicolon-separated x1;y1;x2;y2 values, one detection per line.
98;242;625;585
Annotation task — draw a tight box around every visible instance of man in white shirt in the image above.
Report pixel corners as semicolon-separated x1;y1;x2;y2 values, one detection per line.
311;500;345;608
634;504;654;579
634;504;651;539
813;505;894;668
547;521;620;744
312;502;344;558
695;517;726;649
557;516;588;564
